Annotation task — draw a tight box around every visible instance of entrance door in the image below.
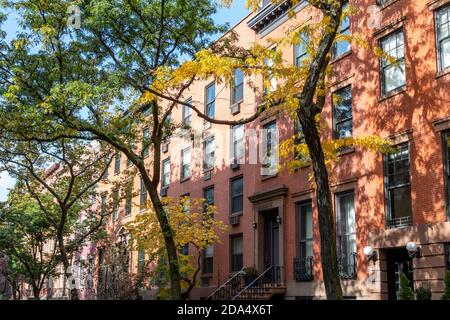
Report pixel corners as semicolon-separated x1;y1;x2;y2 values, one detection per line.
386;248;413;300
263;210;280;271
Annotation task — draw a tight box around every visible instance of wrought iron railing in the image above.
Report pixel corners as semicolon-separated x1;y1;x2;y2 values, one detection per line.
205;268;246;300
294;257;313;282
338;253;357;279
387;216;412;229
232;266;282;300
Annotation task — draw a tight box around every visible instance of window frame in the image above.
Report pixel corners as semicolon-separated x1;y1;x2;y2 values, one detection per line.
230;234;243;273
203;186;215;213
161;158;170;188
296;200;314;260
231;68;244;105
231;124;245;163
335;190;357;257
124;181;132;217
384;143;413;228
332;85;353;140
230;175;244;215
182;98;192;127
443;131;450;221
112;189;119;221
205;82;216;119
332;2;351;59
114;151;121;175
435;4;450;73
181;147;191;180
202;245;214;275
379;28;406;96
140;177;147;210
142;127;150;158
294;32;309;66
203;136;215;171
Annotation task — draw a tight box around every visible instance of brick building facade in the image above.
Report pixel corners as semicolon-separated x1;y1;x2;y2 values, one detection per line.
96;0;450;300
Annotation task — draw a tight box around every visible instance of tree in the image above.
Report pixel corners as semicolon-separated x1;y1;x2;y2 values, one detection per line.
0;186;60;299
442;271;450;300
137;0;391;299
0;138;112;300
398;273;414;300
126;196;227;299
0;0;226;300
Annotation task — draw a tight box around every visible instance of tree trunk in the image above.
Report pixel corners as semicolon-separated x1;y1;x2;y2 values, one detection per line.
299;112;343;300
146;183;182;300
32;284;41;300
57;232;80;300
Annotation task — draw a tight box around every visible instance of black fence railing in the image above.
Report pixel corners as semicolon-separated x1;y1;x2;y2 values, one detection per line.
206;268;246;300
232;266;282;300
293;257;313;282
338;253;357;280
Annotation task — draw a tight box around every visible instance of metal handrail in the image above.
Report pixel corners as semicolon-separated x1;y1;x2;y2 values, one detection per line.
205;268;246;300
231;266;273;300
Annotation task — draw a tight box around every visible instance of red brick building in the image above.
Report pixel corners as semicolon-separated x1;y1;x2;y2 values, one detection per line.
98;0;450;300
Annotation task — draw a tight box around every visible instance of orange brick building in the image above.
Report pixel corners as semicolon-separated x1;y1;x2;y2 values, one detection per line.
95;0;450;300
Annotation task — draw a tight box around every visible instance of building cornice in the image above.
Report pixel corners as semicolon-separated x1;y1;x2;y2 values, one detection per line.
248;185;288;203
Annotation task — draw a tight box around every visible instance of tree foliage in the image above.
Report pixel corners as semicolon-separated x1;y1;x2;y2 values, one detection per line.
126;196;227;299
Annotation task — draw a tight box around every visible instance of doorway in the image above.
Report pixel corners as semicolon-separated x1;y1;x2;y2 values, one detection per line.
263;209;280;271
386;248;413;300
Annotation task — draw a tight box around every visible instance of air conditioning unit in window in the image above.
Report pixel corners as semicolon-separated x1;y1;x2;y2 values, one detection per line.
230;158;240;170
203;170;211;181
160;187;168;197
230;102;241;115
162;141;169;153
229;215;240;226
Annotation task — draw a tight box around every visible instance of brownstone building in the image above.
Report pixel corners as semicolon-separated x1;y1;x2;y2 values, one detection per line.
96;0;450;300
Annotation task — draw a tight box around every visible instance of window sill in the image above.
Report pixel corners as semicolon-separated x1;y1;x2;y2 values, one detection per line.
436;68;450;79
180;177;191;184
379;86;407;102
337;146;355;157
201;273;213;278
230;212;243;217
261;172;278;181
378;0;400;10
330;50;352;65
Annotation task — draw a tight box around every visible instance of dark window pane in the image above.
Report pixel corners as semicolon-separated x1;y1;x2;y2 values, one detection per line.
390;185;412;220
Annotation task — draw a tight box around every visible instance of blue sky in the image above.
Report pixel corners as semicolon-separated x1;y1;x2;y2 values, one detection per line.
0;1;249;202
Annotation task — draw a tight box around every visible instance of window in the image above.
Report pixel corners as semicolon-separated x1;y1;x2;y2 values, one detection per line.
203;136;215;171
180;244;189;256
114;152;121;175
231;125;244;163
101;194;107;217
231;69;244;104
203;245;214;274
125;182;132;217
294;33;309;66
380;29;406;95
162;159;170;188
262;121;278;174
336;191;357;279
445;244;450;270
142;128;150;158
163;113;172;139
112;189;119;221
385;143;412;228
231;176;243;215
332;86;353;139
293;118;310;164
127;141;136;167
103;157;109;180
230;235;243;272
443;132;450;220
332;2;351;59
140;177;147;210
181;147;191;180
264;55;277;95
205;83;215;119
182;98;192;127
204;186;214;212
436;5;450;72
181;194;190;215
138;249;145;272
87;256;94;289
296;202;313;260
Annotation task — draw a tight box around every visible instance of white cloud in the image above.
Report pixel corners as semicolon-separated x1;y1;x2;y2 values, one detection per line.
0;171;16;202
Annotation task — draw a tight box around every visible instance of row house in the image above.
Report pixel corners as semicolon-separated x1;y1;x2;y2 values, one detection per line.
96;0;450;300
